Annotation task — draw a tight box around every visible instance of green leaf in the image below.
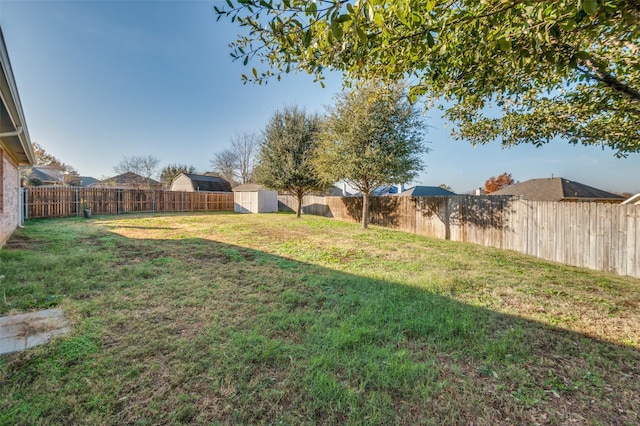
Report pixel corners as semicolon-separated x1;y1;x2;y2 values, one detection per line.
497;38;511;52
583;0;598;15
252;67;258;78
356;27;367;44
426;32;435;48
331;20;344;39
426;0;436;13
365;3;374;22
303;30;312;48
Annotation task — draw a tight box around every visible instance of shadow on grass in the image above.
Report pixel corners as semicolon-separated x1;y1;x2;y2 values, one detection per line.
1;218;639;425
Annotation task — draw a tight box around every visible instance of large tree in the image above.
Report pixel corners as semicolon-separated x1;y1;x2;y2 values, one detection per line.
216;1;640;156
254;105;328;218
315;81;427;228
113;155;160;187
211;132;259;186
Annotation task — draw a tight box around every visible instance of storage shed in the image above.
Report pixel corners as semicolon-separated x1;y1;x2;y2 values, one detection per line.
232;184;278;213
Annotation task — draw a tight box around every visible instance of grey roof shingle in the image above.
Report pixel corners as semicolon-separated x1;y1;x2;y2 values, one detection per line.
182;174;232;192
398;186;456;196
490;177;624;201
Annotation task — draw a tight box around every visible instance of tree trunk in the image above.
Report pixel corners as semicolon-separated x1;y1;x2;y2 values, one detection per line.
361;193;369;229
296;191;303;218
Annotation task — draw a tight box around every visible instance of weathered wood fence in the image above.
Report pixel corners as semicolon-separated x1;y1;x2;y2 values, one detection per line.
23;187;234;219
279;195;640;278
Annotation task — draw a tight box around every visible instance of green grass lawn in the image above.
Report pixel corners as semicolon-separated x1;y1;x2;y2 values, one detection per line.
1;212;639;425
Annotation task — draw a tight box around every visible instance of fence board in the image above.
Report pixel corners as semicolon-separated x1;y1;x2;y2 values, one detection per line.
24;187;234;219
276;194;639;278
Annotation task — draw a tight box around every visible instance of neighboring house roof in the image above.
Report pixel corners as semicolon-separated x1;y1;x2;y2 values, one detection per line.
91;172;161;188
232;183;272;192
398;186;456;196
79;176;99;187
27;166;64;184
177;173;232;192
490;177;625;202
0;27;34;165
353;185;399;197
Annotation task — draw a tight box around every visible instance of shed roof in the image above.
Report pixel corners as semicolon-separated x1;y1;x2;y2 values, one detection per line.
180;173;232;192
398;186;456;196
232;183;273;192
490;177;624;202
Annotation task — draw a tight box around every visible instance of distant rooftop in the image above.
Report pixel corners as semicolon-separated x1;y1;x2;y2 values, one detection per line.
490;177;624;202
398;186;456;197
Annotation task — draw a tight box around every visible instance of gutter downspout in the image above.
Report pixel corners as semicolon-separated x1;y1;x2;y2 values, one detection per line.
0;126;23;138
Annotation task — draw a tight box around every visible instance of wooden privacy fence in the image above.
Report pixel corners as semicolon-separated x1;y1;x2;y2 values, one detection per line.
23;187;234;219
279;195;640;278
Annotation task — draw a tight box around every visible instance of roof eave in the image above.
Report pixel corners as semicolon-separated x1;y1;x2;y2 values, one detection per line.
0;27;35;165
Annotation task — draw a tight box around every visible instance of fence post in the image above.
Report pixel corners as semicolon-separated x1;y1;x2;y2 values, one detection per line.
181;192;184;212
152;191;155;212
117;189;121;215
24;188;28;220
75;187;79;217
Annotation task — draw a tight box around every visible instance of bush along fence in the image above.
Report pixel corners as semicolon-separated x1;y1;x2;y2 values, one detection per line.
279;195;640;279
23;187;234;219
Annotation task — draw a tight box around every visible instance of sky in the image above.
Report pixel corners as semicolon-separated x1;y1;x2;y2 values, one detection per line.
0;0;638;195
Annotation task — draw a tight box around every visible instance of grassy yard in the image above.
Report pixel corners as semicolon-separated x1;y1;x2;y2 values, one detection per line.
1;212;639;425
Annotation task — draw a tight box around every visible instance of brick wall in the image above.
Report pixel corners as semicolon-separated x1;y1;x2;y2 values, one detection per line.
0;149;19;246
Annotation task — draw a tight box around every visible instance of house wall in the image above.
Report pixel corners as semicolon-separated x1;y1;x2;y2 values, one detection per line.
170;175;195;192
0;149;19;246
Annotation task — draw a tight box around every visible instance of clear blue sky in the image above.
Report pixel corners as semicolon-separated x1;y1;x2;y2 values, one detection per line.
1;0;638;194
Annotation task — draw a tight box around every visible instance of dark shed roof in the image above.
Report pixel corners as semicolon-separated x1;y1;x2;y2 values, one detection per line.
183;174;232;192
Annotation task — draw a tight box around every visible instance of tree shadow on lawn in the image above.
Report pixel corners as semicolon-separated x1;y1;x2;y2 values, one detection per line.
1;226;639;426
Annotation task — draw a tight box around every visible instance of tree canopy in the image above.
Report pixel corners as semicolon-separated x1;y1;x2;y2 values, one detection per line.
217;1;640;156
315;81;427;228
484;173;516;194
254;105;328;217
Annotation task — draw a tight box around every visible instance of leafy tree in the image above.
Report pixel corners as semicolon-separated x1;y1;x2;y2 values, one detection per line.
160;163;197;186
484;173;516;194
211;132;259;186
315;81;427;229
439;184;453;192
217;1;640;156
113;155;160;187
254;105;328;218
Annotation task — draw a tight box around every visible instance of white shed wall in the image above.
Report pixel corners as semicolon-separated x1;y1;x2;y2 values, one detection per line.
233;189;278;213
170;175;194;192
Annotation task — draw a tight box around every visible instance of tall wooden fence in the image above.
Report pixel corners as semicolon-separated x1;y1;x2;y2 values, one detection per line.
279;195;640;278
23;187;234;219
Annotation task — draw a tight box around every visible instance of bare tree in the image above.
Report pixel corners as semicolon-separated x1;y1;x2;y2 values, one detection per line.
231;132;258;184
211;149;238;186
210;132;259;186
114;155;160;187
